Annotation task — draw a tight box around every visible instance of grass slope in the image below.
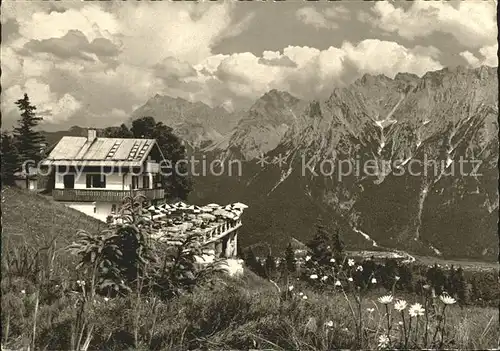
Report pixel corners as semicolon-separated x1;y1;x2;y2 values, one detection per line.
2;186;103;244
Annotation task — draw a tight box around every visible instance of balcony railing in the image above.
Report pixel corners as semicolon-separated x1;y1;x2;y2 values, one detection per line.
52;188;165;202
203;219;242;245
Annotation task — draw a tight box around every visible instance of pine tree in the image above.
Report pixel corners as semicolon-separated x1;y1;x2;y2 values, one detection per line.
284;243;296;273
445;265;456;295
397;263;414;292
244;248;265;278
264;254;276;279
331;227;345;262
426;264;446;295
0;132;20;185
307;216;334;266
13;93;45;165
382;258;398;290
455;267;468;305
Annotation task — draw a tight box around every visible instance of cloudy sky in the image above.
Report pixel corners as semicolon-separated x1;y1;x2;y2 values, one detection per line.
1;0;497;131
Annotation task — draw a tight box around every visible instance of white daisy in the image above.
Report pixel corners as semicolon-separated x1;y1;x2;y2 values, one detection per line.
409;303;425;317
378;334;390;348
439;294;456;305
378;295;393;304
394;299;407;311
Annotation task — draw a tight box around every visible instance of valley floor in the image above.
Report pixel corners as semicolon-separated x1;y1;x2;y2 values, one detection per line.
349;250;499;272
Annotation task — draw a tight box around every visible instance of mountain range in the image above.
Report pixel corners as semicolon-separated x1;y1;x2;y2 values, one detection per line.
40;65;499;261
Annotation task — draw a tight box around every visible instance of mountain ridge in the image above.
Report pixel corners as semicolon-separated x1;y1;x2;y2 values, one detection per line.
35;65;498;261
189;65;498;261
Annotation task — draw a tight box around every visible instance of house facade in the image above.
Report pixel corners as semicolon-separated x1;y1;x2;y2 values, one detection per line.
40;130;166;222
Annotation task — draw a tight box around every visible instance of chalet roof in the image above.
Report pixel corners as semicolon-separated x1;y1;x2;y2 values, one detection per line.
40;136;161;167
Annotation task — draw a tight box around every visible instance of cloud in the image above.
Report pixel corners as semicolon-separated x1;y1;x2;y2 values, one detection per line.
17;5;120;42
23;30;120;63
296;7;338;29
154;57;197;81
4;34;442;129
460;45;498;68
258;56;297;68
1;1;455;131
163;39;443;109
114;2;252;66
324;6;350;20
3;79;82;124
365;1;496;48
2;18;20;43
1;2;251;128
296;5;350;30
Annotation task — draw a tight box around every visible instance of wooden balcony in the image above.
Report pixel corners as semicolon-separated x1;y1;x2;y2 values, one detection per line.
52;188;165;202
151;219;242;247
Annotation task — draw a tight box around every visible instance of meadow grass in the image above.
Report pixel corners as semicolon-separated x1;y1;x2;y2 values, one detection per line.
2;268;499;350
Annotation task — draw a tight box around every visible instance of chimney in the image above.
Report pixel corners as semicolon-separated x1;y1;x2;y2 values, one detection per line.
87;129;97;142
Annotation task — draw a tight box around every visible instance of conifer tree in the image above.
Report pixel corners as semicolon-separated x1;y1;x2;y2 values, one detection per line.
307;216;334;266
264;254;276;279
397;263;414;292
244;248;266;278
445;265;457;295
455;267;468;305
0;132;20;185
331;227;345;262
426;264;446;295
284;242;296;273
381;258;398;290
13;93;45;165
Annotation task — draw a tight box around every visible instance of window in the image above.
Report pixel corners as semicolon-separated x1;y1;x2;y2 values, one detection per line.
86;174;106;188
63;174;75;189
153;174;162;189
143;175;150;189
131;176;139;189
